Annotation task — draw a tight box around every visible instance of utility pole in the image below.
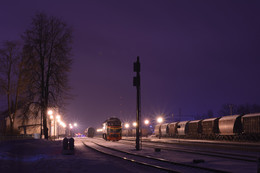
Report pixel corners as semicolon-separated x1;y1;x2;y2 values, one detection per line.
133;56;141;151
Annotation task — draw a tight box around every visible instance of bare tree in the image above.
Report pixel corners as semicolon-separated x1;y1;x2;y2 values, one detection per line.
22;13;72;139
0;41;27;134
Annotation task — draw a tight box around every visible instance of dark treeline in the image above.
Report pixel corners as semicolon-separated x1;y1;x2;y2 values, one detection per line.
0;12;72;138
195;103;260;120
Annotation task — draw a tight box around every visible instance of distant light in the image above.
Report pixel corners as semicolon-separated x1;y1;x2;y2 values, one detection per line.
133;122;137;127
70;126;73;129
50;115;54;119
48;110;53;115
157;117;163;123
56;115;61;120
74;123;77;127
125;123;129;128
97;129;103;132
144;120;149;125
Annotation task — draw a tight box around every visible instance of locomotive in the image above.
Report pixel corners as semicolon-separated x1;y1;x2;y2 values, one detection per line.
155;113;260;141
102;117;122;141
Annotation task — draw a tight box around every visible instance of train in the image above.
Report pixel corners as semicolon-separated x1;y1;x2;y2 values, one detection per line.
84;127;95;138
155;113;260;141
102;117;122;141
122;127;152;137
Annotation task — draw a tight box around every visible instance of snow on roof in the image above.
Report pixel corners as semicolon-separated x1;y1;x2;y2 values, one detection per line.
202;117;219;122
242;113;260;118
219;114;241;121
189;120;201;123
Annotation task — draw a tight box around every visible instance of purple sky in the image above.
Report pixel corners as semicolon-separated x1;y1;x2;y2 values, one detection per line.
1;1;260;131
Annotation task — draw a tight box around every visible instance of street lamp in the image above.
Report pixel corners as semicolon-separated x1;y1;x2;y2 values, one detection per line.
133;122;137;127
68;123;78;137
157;117;163;124
144;119;149;125
124;123;130;128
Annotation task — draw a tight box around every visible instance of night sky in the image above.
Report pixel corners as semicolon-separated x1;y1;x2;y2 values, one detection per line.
1;1;260;131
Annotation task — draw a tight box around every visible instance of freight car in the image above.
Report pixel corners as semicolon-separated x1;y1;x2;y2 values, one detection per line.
102;117;122;141
122;128;152;137
201;117;219;139
84;127;95;137
177;121;189;137
154;124;161;137
242;113;260;141
187;120;202;138
160;123;169;137
168;122;179;137
218;114;243;140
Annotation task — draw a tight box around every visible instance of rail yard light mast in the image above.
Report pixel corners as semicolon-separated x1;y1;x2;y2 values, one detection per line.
133;56;141;150
125;123;130;128
157;117;163;124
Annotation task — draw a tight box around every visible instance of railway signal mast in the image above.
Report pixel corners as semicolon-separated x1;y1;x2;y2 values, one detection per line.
133;56;141;150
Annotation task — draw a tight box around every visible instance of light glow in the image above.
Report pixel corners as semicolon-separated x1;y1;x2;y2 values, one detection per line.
48;110;53;115
133;122;137;127
97;129;103;132
124;123;130;128
144;119;149;125
157;117;163;123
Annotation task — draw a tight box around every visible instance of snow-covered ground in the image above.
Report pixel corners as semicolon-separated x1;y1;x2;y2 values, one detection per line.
1;137;259;173
0;138;165;173
89;137;259;173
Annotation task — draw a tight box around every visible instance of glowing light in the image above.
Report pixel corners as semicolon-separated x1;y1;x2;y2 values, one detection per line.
157;117;163;123
144;120;149;125
50;115;54;119
125;123;130;128
133;122;137;127
48;110;53;115
70;126;73;129
97;129;103;132
56;115;61;120
74;123;77;127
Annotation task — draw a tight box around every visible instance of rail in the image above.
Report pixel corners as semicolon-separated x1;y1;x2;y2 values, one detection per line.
82;140;230;173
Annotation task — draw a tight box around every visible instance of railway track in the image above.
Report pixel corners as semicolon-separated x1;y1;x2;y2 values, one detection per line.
82;139;231;173
119;139;258;163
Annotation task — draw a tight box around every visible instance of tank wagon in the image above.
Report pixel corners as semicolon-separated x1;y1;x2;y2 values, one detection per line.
153;113;260;141
84;127;95;138
102;117;122;141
